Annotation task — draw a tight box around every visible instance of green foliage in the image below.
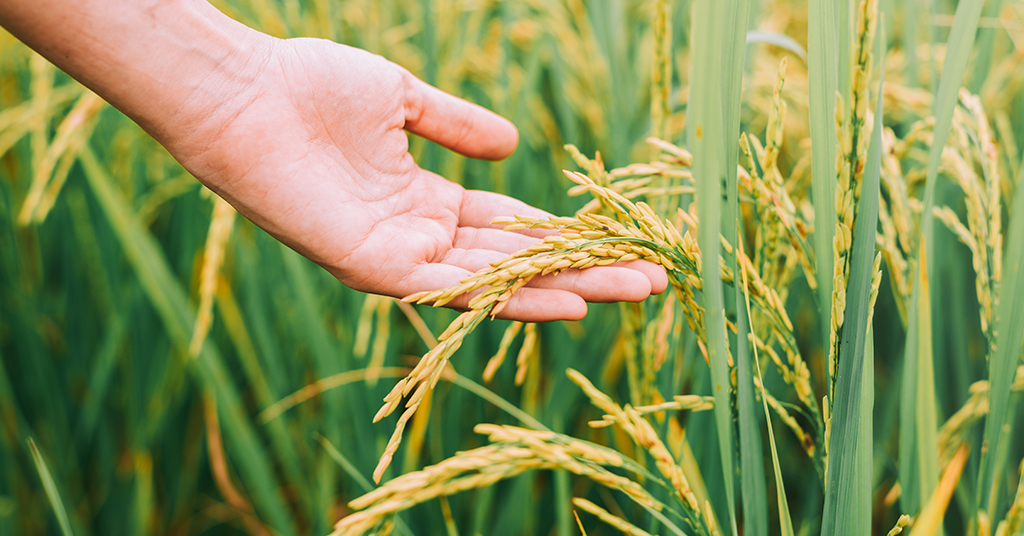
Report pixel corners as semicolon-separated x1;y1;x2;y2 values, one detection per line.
2;0;1024;535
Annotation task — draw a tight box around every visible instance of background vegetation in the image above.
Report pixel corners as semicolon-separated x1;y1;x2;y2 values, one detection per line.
1;0;1022;535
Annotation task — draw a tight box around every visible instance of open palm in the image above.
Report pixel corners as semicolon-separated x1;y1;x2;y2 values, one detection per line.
172;37;665;321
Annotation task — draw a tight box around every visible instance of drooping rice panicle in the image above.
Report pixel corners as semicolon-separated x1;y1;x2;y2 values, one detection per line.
335;425;667;536
877;126;915;323
373;149;818;480
587;394;714;429
933;91;1003;348
566;369;711;535
482;321;523;382
513;322;538;386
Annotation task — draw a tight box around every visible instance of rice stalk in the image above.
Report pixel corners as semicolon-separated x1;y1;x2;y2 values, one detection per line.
932;90;1002;347
482;321;523;382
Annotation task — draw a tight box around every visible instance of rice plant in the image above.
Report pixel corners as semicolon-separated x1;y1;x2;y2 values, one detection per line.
1;0;1023;535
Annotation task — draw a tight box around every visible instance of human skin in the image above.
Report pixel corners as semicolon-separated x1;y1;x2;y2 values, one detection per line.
0;0;667;321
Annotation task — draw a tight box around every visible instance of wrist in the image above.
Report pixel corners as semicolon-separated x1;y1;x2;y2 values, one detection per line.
120;1;277;156
0;0;276;168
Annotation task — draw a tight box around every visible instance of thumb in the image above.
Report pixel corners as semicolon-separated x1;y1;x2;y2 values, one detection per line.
401;70;518;161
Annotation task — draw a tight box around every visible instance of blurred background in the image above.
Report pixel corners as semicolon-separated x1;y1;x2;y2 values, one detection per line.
1;0;1022;534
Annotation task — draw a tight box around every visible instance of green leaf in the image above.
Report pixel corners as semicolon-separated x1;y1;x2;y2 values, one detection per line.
27;438;74;536
808;0;840;373
745;31;806;63
819;18;883;535
721;0;766;533
688;0;735;531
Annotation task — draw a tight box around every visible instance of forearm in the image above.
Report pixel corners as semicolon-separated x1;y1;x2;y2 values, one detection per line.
0;0;271;155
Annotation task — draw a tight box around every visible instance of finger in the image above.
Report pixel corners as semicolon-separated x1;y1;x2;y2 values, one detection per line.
451;225;668;295
619;260;669;294
451;226;539;255
402;71;518;161
436;248;659;304
396;262;588;322
526;265;654;302
489;288;588;321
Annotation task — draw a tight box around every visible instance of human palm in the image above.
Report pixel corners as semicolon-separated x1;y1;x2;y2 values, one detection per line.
173;37;665;321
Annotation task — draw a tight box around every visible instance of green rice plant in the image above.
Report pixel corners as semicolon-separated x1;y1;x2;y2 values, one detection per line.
3;0;1024;535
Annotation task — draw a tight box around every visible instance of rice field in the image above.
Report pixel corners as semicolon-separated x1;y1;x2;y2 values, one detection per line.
1;0;1023;535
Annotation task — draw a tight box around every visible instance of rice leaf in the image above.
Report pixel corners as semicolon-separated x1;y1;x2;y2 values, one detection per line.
836;0;851;100
900;0;920;87
27;438;74;536
688;0;735;531
965;0;1004;94
979;159;1024;522
745;31;807;63
808;0;840;368
721;0;766;532
819;20;883;534
900;0;984;516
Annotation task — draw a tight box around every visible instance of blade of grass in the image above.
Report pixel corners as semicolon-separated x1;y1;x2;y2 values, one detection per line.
450;372;550;432
980;160;1024;522
688;0;735;531
836;0;851;102
901;0;920;87
900;0;985;517
75;305;127;443
27;438;74;536
745;31;807;63
808;0;840;373
966;0;1004;94
721;0;765;532
820;19;883;534
857;328;875;526
738;232;796;536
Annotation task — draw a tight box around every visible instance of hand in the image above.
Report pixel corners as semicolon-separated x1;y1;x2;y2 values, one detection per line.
0;0;666;321
162;37;667;321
